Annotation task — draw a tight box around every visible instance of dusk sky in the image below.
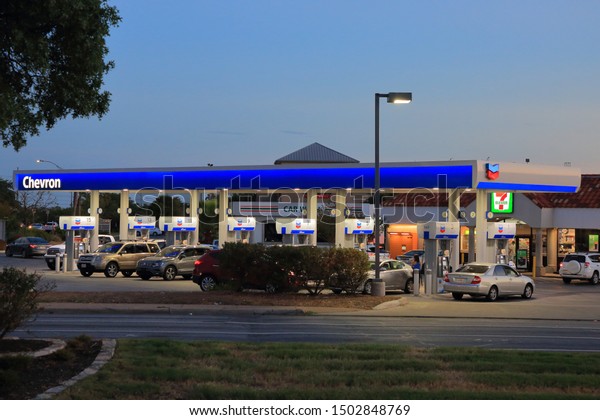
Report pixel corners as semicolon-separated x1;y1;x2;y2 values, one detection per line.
4;0;600;182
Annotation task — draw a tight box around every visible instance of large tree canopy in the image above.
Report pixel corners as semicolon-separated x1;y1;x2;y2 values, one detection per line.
0;0;120;151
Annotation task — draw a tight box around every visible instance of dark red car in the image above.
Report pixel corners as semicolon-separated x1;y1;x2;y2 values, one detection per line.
192;249;292;293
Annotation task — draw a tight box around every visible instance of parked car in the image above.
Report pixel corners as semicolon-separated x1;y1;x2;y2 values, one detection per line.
136;245;212;280
28;223;45;230
43;234;116;270
396;249;425;264
444;262;535;301
77;241;161;278
149;227;163;236
5;236;50;258
191;249;283;292
43;221;58;231
558;253;600;285
331;259;415;295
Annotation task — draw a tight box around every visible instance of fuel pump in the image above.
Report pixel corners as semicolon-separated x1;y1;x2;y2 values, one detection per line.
487;222;517;265
59;216;96;271
226;216;256;243
275;218;316;246
128;216;156;241
160;216;198;245
417;221;459;294
344;218;374;250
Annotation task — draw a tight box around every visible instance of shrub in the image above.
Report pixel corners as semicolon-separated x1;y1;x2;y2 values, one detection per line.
327;248;371;293
0;267;55;339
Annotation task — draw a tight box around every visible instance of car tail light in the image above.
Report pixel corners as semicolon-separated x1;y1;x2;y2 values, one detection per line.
585;262;591;268
29;244;37;249
471;276;482;284
444;273;449;282
194;259;203;267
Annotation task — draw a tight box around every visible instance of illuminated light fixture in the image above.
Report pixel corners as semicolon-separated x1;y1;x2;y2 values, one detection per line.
386;92;413;104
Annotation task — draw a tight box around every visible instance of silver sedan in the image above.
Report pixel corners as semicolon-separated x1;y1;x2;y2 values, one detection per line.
444;262;535;302
363;259;415;294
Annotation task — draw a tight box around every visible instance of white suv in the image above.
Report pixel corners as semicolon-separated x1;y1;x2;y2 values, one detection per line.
559;253;600;285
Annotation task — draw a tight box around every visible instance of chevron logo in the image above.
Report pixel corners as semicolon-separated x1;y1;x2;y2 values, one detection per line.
486;163;500;180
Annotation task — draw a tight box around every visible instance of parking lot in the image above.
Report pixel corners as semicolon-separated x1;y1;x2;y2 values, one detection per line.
3;252;600;302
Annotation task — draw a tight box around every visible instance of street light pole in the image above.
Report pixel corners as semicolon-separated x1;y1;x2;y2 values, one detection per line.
373;92;412;296
35;159;78;215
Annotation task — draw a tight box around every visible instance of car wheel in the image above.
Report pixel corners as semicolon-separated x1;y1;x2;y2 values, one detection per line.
590;272;599;285
264;283;277;294
362;280;373;295
46;261;56;270
404;278;414;294
80;269;93;277
562;277;572;284
200;275;217;291
104;262;119;278
163;266;177;281
522;283;534;299
139;274;151;280
5;248;12;257
122;270;134;277
486;285;499;302
452;292;464;300
331;288;343;295
24;248;32;258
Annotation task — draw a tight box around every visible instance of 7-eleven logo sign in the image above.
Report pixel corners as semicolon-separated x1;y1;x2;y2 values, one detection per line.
491;192;513;213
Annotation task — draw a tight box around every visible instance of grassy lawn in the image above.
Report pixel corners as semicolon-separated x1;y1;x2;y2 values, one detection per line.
58;340;600;399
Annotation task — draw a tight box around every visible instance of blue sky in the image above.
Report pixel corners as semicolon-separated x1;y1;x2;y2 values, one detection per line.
4;0;600;182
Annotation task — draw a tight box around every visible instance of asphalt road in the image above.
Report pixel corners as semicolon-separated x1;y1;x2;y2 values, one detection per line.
5;253;600;351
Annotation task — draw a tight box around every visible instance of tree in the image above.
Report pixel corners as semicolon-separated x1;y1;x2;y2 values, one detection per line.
0;267;55;339
0;0;121;150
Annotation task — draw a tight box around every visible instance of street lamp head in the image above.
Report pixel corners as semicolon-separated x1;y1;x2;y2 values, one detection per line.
386;92;412;104
35;159;62;169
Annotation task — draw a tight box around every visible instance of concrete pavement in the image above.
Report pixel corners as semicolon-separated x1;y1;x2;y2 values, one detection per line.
38;276;600;321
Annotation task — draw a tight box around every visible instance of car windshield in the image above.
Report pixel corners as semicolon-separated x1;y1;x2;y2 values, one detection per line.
455;264;489;274
157;246;183;258
96;243;123;253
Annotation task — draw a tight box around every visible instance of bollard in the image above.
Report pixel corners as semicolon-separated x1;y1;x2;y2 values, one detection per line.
413;269;420;296
371;279;386;296
55;254;61;273
62;253;67;273
425;269;433;295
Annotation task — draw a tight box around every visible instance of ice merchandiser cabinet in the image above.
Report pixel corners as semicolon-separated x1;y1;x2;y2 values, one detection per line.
275;218;316;246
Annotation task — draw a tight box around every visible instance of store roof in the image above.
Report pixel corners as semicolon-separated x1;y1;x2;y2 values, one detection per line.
526;174;600;208
274;142;359;164
383;175;600;209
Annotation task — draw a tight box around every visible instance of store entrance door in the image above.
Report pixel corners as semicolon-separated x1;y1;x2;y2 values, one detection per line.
516;237;531;270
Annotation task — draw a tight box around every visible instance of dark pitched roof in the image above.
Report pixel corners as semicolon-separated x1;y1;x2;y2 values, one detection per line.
383;192;476;207
274;142;359;164
525;174;600;208
382;175;599;209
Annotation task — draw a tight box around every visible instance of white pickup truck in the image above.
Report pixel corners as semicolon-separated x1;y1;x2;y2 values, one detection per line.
43;234;116;270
